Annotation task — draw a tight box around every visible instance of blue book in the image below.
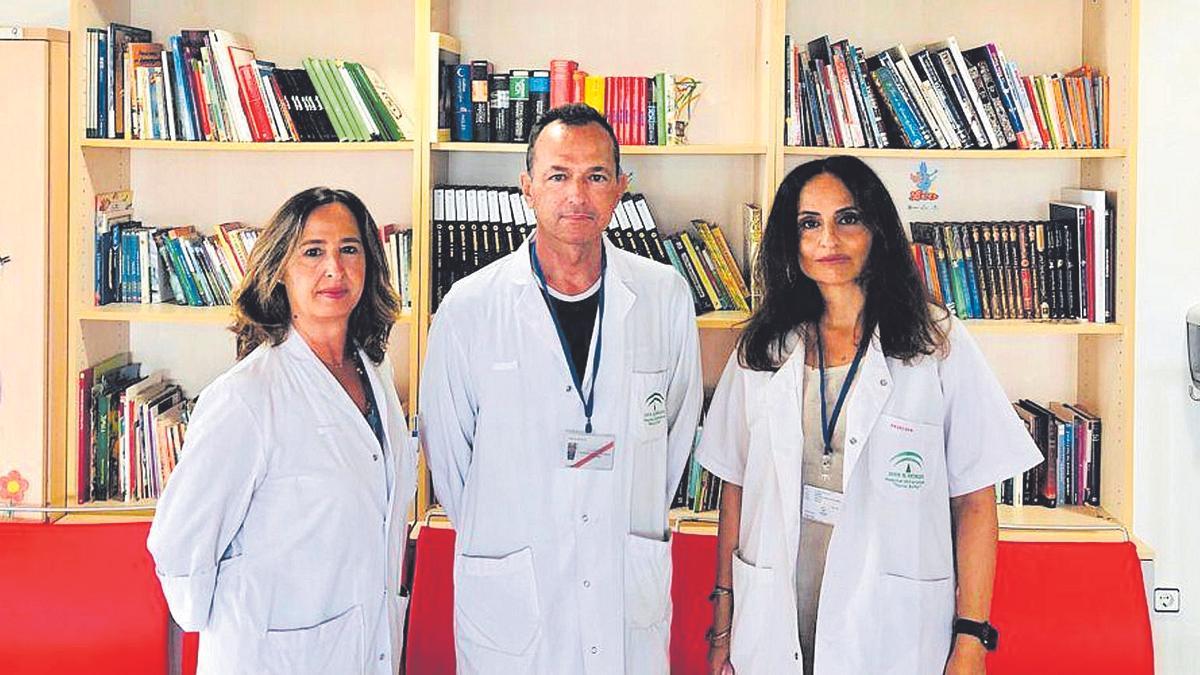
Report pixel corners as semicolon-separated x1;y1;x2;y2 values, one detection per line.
97;31;109;137
958;227;982;318
168;37;198;140
871;65;929;149
452;64;473;141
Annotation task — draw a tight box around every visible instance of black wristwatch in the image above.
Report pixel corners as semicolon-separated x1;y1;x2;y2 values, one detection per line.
953;618;999;651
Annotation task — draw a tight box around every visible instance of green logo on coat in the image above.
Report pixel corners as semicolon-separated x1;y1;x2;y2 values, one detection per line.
885;451;926;489
643;392;667;426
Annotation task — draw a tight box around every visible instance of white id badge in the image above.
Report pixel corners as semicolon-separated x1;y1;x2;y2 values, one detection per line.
562;431;616;471
802;484;844;526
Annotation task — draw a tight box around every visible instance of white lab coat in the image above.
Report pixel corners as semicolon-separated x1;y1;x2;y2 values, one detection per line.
419;237;703;674
147;331;417;675
697;316;1042;674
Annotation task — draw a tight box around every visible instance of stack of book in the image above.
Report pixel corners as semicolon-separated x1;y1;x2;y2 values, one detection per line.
909;189;1115;322
1000;400;1102;508
84;24;413;142
76;354;193;504
672;427;723;513
784;34;1109;150
381;225;414;311
430;185;750;316
94;191;260;307
434;38;697;146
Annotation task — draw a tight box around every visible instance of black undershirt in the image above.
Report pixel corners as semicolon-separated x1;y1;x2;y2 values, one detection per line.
548;291;599;380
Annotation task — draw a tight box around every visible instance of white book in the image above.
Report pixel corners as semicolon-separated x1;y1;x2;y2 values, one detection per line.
1061;188;1109;323
510;190;527;227
259;72;287;141
336;61;381;140
486;188;501;223
886;45;949;149
928;37;1000;148
159;53;177;141
207;30;255;142
433;187;446;222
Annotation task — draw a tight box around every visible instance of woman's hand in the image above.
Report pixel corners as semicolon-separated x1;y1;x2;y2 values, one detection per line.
707;641;734;675
944;635;987;675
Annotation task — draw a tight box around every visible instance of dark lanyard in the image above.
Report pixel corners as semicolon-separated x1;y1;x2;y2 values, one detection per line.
816;326;871;457
529;241;606;434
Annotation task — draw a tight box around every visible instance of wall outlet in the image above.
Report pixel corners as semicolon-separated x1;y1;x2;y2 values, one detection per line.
1153;587;1181;613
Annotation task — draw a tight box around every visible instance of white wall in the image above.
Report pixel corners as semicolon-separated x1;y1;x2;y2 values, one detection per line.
0;1;67;29
1136;0;1200;667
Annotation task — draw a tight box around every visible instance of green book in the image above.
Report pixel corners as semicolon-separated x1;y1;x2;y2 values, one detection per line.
303;57;352;141
335;60;381;141
654;73;667;146
348;62;400;141
321;58;370;141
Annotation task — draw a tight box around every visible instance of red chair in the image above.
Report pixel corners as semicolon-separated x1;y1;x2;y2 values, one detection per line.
405;525;457;675
988;541;1153;674
670;531;718;674
0;522;169;674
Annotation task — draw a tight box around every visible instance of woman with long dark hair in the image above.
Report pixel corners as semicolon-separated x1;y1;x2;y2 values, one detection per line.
698;157;1041;674
148;187;416;674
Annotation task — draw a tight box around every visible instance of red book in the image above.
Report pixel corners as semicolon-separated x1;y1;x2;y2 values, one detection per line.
1022;77;1050;148
635;76;646;145
622;76;633;145
572;70;587;104
229;45;274;141
77;368;94;504
188;60;213;140
549;59;577;110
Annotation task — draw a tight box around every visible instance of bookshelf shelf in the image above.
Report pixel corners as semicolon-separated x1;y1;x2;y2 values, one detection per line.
783;146;1127;160
80;139;415;152
692;312;1124;336
78;303;415;326
432;142;768;156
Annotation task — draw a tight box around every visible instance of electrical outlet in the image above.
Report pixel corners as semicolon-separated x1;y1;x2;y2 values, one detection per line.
1154;587;1181;613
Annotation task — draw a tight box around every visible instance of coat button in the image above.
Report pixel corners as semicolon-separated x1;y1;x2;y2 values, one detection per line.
590;646;599;655
373;454;379;461
379;653;386;661
849;437;857;445
581;514;589;523
583;579;591;588
880;378;889;386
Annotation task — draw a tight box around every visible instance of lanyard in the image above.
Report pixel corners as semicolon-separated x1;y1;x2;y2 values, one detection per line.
816;325;871;459
530;241;606;434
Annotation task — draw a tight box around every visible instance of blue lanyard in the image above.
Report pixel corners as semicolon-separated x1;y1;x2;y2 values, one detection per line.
530;241;606;434
816;326;871;457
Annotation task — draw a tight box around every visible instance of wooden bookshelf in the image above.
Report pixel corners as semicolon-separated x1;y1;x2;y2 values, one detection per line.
81;139;415;152
78;303;414;326
784;146;1127;160
63;0;425;519
57;0;1145;556
432;142;769;155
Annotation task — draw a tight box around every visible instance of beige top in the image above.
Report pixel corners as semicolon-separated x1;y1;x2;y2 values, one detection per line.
797;362;854;674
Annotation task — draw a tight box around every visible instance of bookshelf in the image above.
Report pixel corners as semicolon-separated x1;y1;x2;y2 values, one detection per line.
63;0;425;514
57;0;1146;555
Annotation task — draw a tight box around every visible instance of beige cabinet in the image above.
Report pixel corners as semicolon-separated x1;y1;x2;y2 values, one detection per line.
0;28;68;521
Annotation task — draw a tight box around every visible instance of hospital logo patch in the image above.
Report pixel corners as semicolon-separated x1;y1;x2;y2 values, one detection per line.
643;392;667;427
885;451;926;490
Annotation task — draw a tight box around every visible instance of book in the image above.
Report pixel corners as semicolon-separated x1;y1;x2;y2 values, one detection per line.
509;70;531;142
430;32;460;142
470;60;493;141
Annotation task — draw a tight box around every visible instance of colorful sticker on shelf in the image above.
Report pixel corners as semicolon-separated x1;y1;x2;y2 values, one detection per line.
907;161;940;211
2;469;29;505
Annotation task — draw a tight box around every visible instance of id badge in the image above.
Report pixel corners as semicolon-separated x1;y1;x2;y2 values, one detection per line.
562;431;616;471
802;484;844;526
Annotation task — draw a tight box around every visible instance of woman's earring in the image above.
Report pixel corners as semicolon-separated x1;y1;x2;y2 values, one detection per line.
785;265;797;284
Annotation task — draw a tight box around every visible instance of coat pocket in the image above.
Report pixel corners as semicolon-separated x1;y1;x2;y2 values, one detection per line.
453;547;541;658
263;604;365;675
730;550;782;673
624;533;673;672
876;574;955;674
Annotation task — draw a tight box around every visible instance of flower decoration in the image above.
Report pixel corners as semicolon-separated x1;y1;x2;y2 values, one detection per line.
2;470;29;504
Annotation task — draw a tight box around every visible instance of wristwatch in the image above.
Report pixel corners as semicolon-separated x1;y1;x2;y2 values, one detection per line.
952;618;999;651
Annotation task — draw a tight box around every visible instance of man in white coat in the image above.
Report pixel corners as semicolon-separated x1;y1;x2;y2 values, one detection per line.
420;103;703;674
